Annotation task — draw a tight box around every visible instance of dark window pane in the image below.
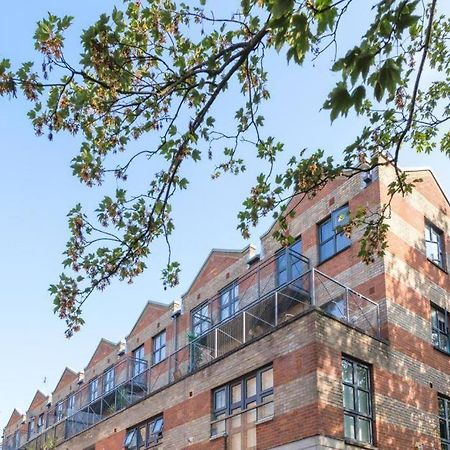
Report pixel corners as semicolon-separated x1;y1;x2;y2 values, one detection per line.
320;239;334;261
343;385;355;410
344;414;355;439
336;232;351;252
320;219;334;241
342;359;353;383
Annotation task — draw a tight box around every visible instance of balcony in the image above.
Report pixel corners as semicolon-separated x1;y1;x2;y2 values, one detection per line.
3;248;381;449
18;356;148;450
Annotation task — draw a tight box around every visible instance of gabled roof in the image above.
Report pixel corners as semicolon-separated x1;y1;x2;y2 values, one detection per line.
27;391;47;412
182;244;255;298
52;367;78;394
403;167;450;207
5;409;22;429
84;338;118;371
126;300;170;339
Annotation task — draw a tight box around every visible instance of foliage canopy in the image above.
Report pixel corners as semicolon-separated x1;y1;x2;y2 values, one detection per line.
1;0;449;336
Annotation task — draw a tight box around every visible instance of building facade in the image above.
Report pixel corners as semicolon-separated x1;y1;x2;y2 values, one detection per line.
1;164;449;450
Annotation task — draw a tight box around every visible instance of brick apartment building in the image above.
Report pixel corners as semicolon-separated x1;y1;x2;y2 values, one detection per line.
1;164;449;450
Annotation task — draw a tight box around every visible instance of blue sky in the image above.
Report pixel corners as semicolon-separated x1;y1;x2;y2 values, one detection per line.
0;0;449;431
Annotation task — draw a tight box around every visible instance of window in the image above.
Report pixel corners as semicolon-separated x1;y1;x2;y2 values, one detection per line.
342;357;373;444
124;415;164;449
89;378;99;402
211;365;274;436
152;331;166;365
67;394;75;415
55;401;64;422
103;367;115;393
276;239;303;286
191;302;211;337
425;222;445;269
14;430;20;448
431;304;450;354
132;345;146;377
319;205;351;262
37;413;44;433
439;395;450;449
28;418;35;439
220;282;239;321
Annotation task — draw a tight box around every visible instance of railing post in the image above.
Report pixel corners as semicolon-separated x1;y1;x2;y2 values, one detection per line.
275;291;278;326
243;311;246;344
257;264;261;300
214;328;218;358
377;304;381;338
345;288;350;322
310;269;316;306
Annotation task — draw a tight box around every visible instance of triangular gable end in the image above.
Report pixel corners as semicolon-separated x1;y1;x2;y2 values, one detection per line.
84;339;118;371
52;367;78;394
5;409;22;429
260;175;349;242
404;168;450;208
27;391;47;412
126;301;170;340
183;247;253;298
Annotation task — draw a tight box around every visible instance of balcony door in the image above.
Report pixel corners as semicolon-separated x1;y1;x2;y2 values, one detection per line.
276;239;302;286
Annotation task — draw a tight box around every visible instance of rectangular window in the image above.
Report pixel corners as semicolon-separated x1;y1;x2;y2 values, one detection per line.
14;430;20;448
152;331;166;365
439;395;450;449
28;418;35;439
432;304;450;354
220;282;239;321
276;239;303;286
425;222;445;269
103;367;115;393
211;365;274;436
124;415;164;449
67;394;75;415
55;401;64;422
191;302;211;337
132;345;146;377
319;205;351;262
89;378;99;402
342;357;373;444
37;413;44;433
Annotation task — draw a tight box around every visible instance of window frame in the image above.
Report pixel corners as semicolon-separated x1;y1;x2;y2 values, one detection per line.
425;221;446;270
103;366;115;394
132;344;146;377
88;377;100;403
212;365;274;420
67;393;75;414
219;281;239;322
152;330;167;366
37;413;45;433
342;356;374;445
276;238;303;287
431;303;450;354
439;394;450;449
191;301;212;337
318;205;351;263
55;401;64;422
124;414;164;449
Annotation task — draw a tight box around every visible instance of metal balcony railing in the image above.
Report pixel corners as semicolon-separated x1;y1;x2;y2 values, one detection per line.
16;356;148;450
2;248;381;449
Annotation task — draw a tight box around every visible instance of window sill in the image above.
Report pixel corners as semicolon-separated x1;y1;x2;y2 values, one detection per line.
210;432;226;441
256;415;274;425
317;244;351;267
433;345;450;357
344;438;377;449
427;258;448;274
151;357;167;368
